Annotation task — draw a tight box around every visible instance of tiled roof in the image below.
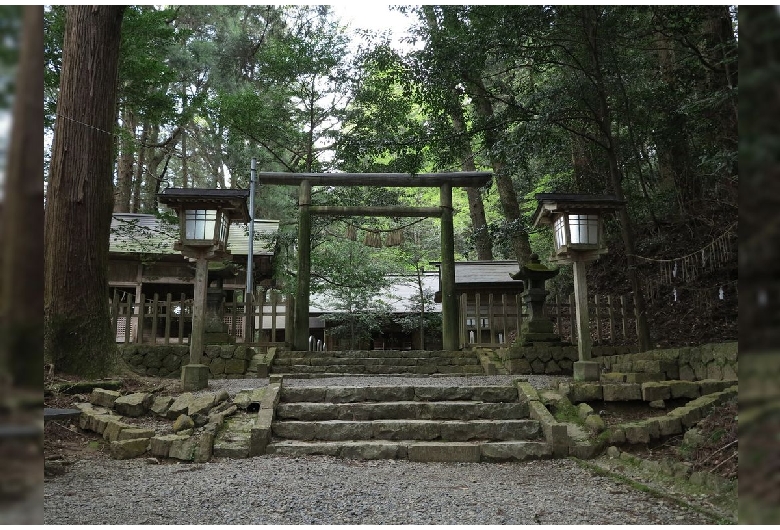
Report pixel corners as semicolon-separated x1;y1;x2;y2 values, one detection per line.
310;272;442;314
453;261;522;285
109;213;277;256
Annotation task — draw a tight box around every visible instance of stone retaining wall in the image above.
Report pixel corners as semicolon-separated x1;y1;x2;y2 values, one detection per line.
496;343;638;375
495;341;736;379
598;342;738;381
119;344;260;379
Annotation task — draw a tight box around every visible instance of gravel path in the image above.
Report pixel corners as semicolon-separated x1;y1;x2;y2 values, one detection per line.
43;454;714;525
43;375;718;524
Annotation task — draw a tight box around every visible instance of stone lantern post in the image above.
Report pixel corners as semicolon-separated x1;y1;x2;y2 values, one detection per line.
511;254;559;343
158;188;249;390
532;193;624;381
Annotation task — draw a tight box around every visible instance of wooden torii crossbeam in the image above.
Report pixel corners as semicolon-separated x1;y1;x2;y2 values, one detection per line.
256;171;493;351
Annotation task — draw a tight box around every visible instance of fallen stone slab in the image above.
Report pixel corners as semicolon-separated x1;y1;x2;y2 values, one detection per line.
149;434;187;458
668;381;700;399
150;396;174;417
116;427;155;441
168;435;197;461
173;414;195;433
641;382;671;402
103;419;133;442
110;438;149;459
569;383;603;403
114;393;153;417
90;388;121;409
602;384;642;402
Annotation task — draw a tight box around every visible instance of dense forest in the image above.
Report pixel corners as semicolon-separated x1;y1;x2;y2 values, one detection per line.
43;5;738;356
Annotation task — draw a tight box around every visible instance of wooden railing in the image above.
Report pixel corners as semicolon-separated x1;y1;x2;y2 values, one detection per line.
459;291;641;348
110;290;287;346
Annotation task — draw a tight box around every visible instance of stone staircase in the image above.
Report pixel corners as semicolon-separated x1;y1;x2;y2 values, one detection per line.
270;350;485;378
265;384;551;462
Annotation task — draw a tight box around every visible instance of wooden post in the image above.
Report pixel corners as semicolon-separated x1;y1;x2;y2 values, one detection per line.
475;293;481;345
568;293;576;343
190;255;208;364
607;294;615;344
572;260;592;361
137;294;146;344
594;294;601;344
501;293;508;345
460;293;468;348
150;293;159;343
111;291;120;340
633;292;640;340
164;293;172;344
488;293;495;345
516;294;523;332
440;183;458;350
271;290;278;343
125;293;134;344
620;294;628;339
294;180;312;350
285;294;295;346
178;293;185;344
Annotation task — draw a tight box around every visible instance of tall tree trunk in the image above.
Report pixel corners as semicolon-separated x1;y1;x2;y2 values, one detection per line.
1;6;45;387
44;5;125;377
131;121;149;213
466;76;532;265
449;101;493;260
581;6;651;351
181;126;189;188
114;106;135;212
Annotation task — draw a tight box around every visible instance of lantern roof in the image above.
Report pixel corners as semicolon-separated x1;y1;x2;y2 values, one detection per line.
158;188;250;222
531;193;624;227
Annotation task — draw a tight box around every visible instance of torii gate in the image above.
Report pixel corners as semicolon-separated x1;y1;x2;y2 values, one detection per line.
255;171;493;351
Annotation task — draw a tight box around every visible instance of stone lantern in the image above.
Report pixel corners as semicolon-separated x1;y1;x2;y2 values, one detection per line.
158;188;249;390
532;193;624;381
510;254;559;343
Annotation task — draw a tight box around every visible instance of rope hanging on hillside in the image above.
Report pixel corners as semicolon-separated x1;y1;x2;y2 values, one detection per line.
629;222;737;287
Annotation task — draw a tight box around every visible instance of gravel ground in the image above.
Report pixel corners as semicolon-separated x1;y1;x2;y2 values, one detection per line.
43;374;720;524
43;454;716;525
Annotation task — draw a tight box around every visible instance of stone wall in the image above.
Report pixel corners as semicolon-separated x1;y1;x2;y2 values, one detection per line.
496;343;638;375
599;342;738;381
496;341;737;380
119;344;258;378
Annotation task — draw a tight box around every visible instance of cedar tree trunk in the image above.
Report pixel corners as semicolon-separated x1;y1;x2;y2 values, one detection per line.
44;6;125;377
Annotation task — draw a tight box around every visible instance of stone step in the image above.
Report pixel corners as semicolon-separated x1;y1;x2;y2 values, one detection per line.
272;356;481;367
272;364;485;375
212;414;255;459
274;350;479;360
280;385;519;404
271;419;542;442
600;372;665;384
266;439;551;462
276;401;529;421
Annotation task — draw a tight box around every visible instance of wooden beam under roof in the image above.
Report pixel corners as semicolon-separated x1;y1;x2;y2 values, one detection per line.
255;171;493;188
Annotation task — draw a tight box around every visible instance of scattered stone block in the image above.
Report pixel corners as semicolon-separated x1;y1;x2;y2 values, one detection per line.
607;446;621;458
577;403;594;420
624;423;650;444
149;434;186;458
150;396;174;417
90;388;121;409
194;433;214;463
668;381;700;399
186;393;216;416
173;414;195;433
110;438;149;459
168;435;197;461
585;414;605;434
641;382;671;402
602;384;642;401
657;416;682;436
607;428;626;444
116;428;155;441
166;393;193;420
114;393;153;417
570;383;602;403
103;420;132;442
215;389;230;404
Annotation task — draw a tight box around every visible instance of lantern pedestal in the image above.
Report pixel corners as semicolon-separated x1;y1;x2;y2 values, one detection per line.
511;254;560;345
573;361;600;382
181;364;210;391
